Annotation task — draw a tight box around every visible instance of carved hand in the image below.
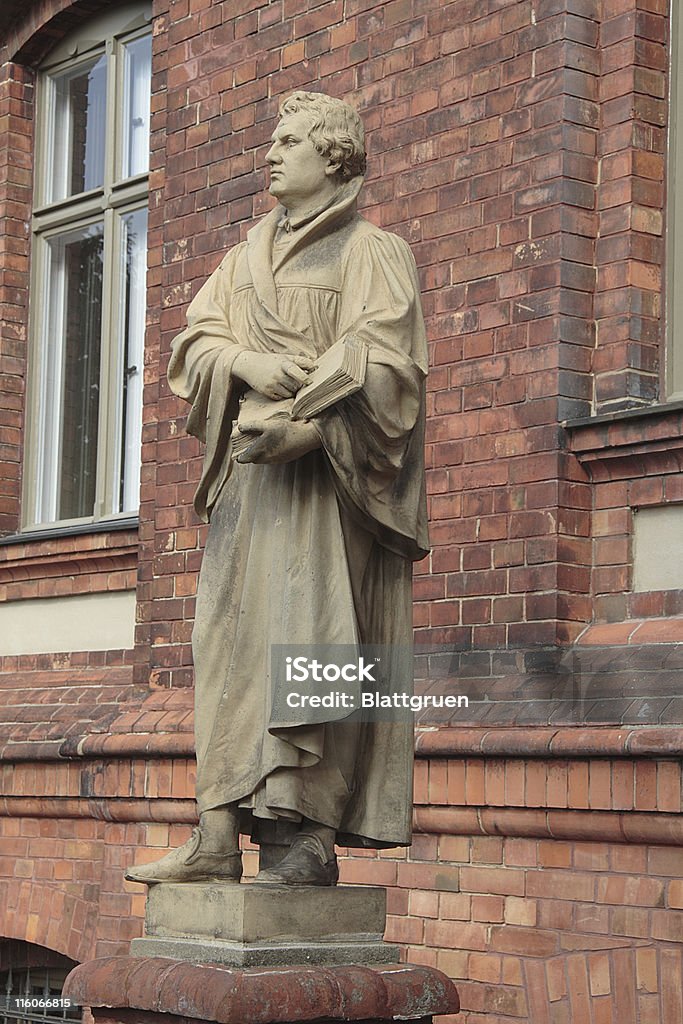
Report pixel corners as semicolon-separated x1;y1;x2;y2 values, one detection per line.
235;417;321;465
232;351;315;400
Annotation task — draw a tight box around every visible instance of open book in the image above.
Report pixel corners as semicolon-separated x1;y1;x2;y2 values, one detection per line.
291;334;368;420
230;336;369;459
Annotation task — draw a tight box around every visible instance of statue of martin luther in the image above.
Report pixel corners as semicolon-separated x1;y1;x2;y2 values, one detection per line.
127;91;429;888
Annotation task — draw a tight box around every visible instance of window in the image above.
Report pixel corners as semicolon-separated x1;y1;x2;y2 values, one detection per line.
0;940;80;1024
25;3;152;528
667;1;683;399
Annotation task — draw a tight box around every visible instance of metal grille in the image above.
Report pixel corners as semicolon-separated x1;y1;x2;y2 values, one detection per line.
0;967;81;1024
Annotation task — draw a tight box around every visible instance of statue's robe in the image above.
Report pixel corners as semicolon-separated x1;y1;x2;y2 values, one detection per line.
168;178;429;847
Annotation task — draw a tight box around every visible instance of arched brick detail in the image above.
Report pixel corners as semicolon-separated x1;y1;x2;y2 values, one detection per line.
0;878;99;963
4;0;120;67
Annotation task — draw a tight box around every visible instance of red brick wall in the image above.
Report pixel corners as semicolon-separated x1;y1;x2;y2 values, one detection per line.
0;61;32;537
136;0;620;688
1;2;683;1024
2;742;683;1022
1;0;679;662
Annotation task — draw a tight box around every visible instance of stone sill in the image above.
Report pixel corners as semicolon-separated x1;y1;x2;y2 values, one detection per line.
0;516;138;547
566;399;683;431
565;402;683;481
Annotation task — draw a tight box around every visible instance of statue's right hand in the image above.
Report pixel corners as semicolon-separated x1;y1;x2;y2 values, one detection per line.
232;351;315;400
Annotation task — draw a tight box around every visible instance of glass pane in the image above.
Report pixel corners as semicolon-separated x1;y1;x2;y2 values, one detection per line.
121;35;152;179
50;54;107;202
118;207;147;513
38;223;104;523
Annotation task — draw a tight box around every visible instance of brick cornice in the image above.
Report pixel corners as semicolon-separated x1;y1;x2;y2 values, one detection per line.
415;805;683;847
0;543;138;585
415;725;683;759
2;795;682;847
0;530;138;599
3;724;683;764
566;402;683;481
0;795;196;821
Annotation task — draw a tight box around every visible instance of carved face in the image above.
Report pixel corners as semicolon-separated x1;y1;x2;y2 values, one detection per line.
265;111;339;211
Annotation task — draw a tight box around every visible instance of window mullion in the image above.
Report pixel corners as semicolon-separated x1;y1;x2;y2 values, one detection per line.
92;36;122;521
23;236;42;526
95;207;118;521
36;71;54;209
46;245;66;523
110;176;149;208
103;36;117;205
24;236;53;526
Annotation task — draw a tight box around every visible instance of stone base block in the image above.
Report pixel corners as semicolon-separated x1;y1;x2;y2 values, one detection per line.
132;882;398;967
64;957;460;1023
143;882;387;943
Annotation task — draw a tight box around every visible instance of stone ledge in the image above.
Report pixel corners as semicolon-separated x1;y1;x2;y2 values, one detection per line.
63;957;460;1023
129;937;399;968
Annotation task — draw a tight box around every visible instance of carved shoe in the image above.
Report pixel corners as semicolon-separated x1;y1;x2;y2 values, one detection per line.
254;834;338;886
125;828;242;885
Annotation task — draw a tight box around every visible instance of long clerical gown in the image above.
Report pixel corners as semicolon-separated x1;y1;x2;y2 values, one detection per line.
168;177;429;847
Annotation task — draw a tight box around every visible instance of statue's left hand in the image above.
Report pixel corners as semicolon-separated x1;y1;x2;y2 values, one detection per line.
235;417;321;464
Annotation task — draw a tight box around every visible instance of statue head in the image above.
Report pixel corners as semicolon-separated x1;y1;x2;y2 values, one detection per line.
277;92;367;181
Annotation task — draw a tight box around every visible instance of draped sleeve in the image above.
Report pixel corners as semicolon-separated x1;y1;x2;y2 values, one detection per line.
314;230;430;560
167;245;246;521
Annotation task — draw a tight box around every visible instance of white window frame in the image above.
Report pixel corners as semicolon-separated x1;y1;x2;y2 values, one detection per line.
24;1;152;529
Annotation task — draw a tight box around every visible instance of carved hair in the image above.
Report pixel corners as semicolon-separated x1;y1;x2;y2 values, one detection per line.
278;91;367;180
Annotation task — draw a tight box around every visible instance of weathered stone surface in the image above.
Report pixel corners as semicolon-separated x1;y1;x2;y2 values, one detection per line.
143;883;387;943
64;958;460;1023
130;936;399;968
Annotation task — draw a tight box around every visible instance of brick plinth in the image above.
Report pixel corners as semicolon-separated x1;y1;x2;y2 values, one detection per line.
63;957;459;1023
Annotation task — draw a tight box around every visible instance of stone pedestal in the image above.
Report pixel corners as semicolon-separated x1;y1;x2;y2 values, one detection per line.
130;883;399;967
64;957;460;1024
64;882;460;1022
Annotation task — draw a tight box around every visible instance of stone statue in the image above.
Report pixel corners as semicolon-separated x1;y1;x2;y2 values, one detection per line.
126;91;429;888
